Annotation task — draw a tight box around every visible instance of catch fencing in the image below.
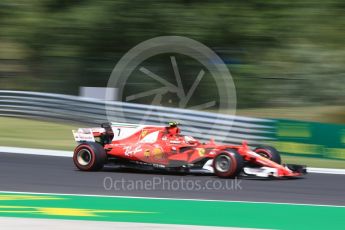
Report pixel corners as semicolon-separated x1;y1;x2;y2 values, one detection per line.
0;90;275;145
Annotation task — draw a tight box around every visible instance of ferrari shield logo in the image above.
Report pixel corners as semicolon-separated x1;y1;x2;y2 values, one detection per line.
141;130;148;138
197;148;206;156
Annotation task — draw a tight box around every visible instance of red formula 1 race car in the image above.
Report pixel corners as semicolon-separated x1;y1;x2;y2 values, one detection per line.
72;122;306;178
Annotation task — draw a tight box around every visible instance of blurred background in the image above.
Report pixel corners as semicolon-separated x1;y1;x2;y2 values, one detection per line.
0;0;344;167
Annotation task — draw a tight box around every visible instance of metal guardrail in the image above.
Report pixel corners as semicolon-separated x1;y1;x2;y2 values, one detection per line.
0;90;275;144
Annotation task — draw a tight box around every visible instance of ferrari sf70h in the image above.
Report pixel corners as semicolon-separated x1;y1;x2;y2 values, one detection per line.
72;122;306;178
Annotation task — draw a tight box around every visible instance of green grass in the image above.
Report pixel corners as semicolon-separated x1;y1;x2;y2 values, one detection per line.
0;117;76;151
0;116;344;168
282;154;345;169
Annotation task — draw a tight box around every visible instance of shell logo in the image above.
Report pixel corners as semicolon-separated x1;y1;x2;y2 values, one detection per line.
153;148;164;159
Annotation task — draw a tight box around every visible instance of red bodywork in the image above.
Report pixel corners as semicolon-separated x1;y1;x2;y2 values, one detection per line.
87;124;302;177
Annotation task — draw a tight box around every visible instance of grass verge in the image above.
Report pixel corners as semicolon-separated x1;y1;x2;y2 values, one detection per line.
281;154;345;169
0;117;76;151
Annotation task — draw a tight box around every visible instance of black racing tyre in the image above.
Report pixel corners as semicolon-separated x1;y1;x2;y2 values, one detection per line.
73;142;107;171
254;145;281;164
213;149;244;178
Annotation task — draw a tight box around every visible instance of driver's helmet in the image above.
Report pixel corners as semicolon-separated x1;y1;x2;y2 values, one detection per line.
168;121;179;127
166;121;180;135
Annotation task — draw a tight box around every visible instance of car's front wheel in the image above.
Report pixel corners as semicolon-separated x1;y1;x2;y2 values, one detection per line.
254;145;281;164
213;149;244;178
73;142;107;171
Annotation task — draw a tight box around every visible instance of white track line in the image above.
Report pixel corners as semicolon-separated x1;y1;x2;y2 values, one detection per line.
307;167;345;174
0;146;72;157
1;146;345;175
1;190;345;208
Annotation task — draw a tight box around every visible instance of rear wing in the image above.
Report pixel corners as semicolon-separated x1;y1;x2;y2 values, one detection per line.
72;128;104;142
72;122;166;143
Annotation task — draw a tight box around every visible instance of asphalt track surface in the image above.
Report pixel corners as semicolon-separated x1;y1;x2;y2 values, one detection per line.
0;153;344;206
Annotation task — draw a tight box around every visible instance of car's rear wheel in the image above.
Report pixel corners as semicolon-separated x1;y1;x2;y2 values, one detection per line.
73;142;107;171
213;149;244;178
254;145;281;164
